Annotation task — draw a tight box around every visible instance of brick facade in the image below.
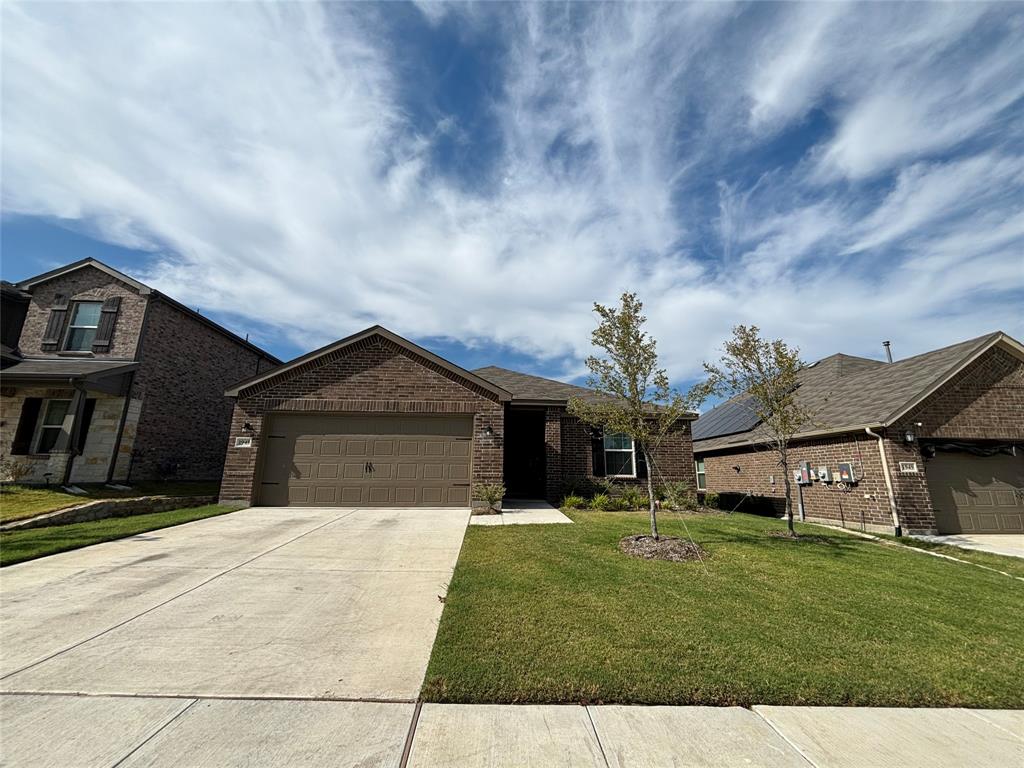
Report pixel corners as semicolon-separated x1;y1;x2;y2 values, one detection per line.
128;298;275;481
219;336;505;506
556;413;696;499
18;265;147;359
699;346;1024;535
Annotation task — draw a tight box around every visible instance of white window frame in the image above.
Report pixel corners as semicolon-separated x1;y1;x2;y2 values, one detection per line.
63;300;103;351
604;433;636;478
695;458;706;490
34;398;72;454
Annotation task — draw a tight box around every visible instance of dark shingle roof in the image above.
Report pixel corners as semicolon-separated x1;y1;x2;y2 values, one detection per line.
472;366;601;403
1;357;138;381
694;332;1013;452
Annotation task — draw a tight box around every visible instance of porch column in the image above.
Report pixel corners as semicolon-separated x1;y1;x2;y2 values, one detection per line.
59;384;88;484
544;407;562;502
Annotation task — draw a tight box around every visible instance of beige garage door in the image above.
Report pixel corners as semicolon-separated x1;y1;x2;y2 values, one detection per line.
258;414;473;507
925;451;1024;534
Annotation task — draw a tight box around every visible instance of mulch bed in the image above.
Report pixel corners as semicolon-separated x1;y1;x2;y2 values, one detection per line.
619;534;707;563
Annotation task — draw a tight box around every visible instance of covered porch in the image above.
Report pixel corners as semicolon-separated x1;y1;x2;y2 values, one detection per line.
0;359;138;486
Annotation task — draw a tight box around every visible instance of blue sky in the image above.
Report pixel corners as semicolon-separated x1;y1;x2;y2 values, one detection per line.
2;2;1022;388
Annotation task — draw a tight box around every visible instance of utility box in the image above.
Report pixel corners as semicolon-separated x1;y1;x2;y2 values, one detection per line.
799;462;814;484
817;466;832;482
837;462;857;483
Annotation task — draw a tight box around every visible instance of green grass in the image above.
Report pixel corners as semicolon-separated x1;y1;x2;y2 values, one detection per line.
879;534;1024;579
0;482;219;523
423;510;1024;708
0;504;235;566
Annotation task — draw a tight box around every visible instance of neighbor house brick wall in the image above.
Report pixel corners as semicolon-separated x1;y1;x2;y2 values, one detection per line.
128;298;276;482
700;433;897;532
18;265;147;359
219;337;504;506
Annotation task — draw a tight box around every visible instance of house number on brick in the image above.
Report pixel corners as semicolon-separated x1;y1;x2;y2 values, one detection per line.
234;436;253;448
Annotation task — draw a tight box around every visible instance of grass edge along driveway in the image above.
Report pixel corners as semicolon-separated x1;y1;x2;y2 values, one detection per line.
0;505;235;566
423;510;1023;708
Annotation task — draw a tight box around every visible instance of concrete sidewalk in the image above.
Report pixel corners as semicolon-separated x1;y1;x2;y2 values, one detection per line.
3;695;1020;767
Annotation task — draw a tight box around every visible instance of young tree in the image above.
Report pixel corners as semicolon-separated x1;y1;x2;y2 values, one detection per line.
568;292;691;540
695;325;812;536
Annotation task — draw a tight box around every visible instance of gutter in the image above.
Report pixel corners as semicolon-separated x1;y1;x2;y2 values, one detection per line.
865;427;902;537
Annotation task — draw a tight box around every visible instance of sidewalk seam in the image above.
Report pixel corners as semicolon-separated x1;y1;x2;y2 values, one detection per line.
0;508;360;681
584;705;612;768
399;701;423;768
110;697;198;767
749;708;819;768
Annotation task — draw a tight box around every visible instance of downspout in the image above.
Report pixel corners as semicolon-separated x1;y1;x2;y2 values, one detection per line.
865;427;902;537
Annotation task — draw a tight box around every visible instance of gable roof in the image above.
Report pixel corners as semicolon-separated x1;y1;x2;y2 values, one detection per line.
225;325;513;400
14;258;280;364
694;331;1023;452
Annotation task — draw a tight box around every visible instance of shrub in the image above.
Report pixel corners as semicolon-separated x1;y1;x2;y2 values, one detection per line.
473;482;506;513
618;486;647;511
560;494;585;510
703;491;720;509
588;493;612;511
663;481;697;511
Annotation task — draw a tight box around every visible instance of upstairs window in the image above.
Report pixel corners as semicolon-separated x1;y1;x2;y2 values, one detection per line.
35;399;71;453
603;433;636;478
64;301;103;351
695;458;706;490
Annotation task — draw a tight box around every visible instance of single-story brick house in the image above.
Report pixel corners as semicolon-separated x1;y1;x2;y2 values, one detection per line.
219;325;697;508
0;259;279;486
693;331;1024;536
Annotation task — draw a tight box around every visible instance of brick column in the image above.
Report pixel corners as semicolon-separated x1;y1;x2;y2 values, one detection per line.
544;407;563;502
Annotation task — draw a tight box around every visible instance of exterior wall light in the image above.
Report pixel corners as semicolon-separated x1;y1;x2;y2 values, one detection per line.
483;426;494;437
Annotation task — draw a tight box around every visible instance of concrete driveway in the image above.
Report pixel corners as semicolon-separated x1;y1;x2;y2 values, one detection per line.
0;506;468;701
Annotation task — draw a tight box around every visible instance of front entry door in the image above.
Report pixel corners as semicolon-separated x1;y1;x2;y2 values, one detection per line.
503;409;546;498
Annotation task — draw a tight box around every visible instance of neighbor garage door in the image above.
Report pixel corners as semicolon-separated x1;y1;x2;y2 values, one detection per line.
258;414;473;507
925;450;1024;533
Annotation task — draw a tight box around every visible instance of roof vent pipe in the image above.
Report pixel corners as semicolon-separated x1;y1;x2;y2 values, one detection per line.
882;341;893;363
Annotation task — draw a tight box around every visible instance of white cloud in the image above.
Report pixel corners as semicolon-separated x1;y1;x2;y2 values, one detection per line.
2;1;1022;383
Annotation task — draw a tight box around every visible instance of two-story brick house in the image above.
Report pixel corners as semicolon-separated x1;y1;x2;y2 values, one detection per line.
0;259;279;486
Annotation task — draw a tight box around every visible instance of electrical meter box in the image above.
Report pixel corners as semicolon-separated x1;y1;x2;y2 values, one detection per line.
817;466;832;482
799;462;814;484
837;462;857;483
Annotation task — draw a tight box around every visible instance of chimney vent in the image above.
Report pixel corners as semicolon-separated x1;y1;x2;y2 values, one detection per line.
883;341;893;364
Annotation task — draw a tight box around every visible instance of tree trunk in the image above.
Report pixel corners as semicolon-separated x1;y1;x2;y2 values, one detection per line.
780;447;795;536
643;444;659;540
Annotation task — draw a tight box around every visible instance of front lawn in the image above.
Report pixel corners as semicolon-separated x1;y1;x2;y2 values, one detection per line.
0;481;219;523
423;511;1024;708
0;504;234;566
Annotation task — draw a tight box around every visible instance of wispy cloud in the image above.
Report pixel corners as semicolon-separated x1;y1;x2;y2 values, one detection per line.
2;1;1022;380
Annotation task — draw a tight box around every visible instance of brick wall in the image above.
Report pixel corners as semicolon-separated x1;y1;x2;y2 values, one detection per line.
219;336;504;506
19;265;147;358
129;298;276;482
701;433;897;532
557;414;695;500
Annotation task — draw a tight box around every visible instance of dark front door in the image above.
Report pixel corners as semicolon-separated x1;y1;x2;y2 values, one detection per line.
503;408;546;498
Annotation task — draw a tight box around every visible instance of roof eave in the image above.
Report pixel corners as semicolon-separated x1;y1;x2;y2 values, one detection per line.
16;258;152;294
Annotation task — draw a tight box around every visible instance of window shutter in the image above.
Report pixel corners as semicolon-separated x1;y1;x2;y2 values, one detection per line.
41;294;70;350
11;398;42;454
591;431;606;477
91;296;121;352
75;399;97;453
636;442;648;479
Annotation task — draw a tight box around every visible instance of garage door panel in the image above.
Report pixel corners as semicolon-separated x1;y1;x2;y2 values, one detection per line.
258;414;473;508
926;451;1023;534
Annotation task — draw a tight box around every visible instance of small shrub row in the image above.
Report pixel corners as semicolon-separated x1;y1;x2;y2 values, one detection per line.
560;480;721;512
